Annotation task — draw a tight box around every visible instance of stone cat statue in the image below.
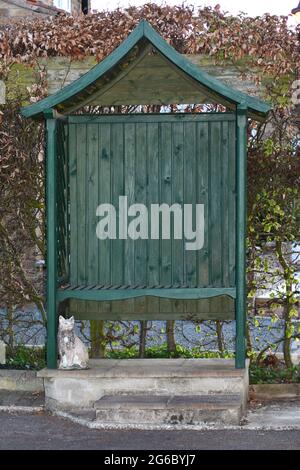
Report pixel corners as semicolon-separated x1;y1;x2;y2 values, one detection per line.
58;316;89;369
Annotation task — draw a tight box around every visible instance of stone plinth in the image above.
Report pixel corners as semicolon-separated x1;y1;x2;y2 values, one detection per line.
38;358;249;425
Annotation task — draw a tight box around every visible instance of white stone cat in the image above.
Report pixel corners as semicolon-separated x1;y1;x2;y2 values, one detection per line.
58;316;89;369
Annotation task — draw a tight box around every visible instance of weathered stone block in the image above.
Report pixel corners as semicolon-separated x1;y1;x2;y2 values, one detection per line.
0;369;44;392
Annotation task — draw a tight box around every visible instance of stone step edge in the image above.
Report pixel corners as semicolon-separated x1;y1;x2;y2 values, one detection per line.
95;404;243;426
54;409;247;430
38;370;246;379
54;409;300;432
94;394;243;411
0;405;44;413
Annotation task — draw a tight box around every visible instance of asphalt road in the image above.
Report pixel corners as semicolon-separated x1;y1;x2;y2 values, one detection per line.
0;412;300;450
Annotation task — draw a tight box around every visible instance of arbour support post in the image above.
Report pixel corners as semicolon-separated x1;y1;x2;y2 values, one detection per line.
44;110;58;369
235;103;247;369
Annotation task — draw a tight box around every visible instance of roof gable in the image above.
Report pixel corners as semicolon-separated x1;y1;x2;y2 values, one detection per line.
21;20;271;120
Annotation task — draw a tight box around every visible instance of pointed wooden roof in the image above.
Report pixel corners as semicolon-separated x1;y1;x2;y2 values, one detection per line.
21;20;271;120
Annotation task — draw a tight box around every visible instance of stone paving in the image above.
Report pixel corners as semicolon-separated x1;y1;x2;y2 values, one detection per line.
246;401;300;430
0;390;44;411
1;387;300;430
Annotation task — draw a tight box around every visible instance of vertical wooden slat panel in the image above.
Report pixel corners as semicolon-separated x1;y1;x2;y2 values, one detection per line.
147;122;160;314
64;123;70;282
160;122;172;286
56;122;68;281
98;122;110;301
76;123;87;284
134;122;147;284
172;121;184;285
68;115;236;296
221;121;230;287
160;122;172;315
197;121;209;287
210;121;222;287
86;124;99;316
183;121;197;287
124;123;135;285
111;123;124;285
87;124;99;284
147;122;160;286
69;123;78;285
228;120;236;287
98;123;112;285
123;122;135;313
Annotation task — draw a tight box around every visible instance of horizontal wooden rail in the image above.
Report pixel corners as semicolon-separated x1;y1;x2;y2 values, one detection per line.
57;287;236;302
67;113;236;124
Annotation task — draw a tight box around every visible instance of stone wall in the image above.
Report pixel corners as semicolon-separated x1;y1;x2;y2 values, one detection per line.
0;0;60;21
41;55;266;98
0;0;90;21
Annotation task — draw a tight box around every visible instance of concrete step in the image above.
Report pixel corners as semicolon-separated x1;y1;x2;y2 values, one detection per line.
94;394;243;426
39;359;249;412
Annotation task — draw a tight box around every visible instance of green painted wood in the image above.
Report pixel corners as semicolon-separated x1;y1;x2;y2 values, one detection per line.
147;121;160;290
160;121;172;287
98;123;111;284
111;123;124;285
87;124;99;285
56;121;68;282
45;116;58;369
184;121;197;287
124;122;135;282
66;44;154;113
235;104;247;369
172;121;184;285
68;114;236;124
67;114;236;294
221;121;229;287
134;122;147;284
67;298;234;321
197;121;209;287
89;89;207;107
21;22;263;368
123;122;136;316
21;21;271;121
64;112;238;323
159;121;173;315
228;120;236;287
58;287;236;302
76;124;87;284
210;121;222;286
64;124;70;283
41;54;277;101
21;23;146;118
69;123;78;285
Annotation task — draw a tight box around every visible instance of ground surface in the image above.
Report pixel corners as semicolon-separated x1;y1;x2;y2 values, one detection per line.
0;412;300;450
0;390;44;408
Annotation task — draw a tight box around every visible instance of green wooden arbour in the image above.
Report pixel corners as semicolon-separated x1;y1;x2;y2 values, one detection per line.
21;20;271;369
